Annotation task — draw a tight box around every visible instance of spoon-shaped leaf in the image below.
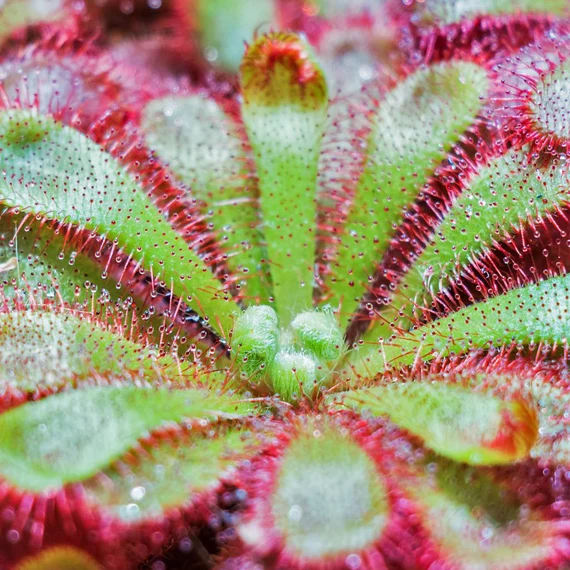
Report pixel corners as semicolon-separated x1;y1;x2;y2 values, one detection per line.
83;427;253;522
338;382;537;465
0;110;238;336
324;61;489;328
240;32;329;324
348;271;570;377
0;384;253;491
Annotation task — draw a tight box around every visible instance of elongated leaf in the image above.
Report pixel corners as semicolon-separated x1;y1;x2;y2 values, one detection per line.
400;459;561;570
83;428;252;522
382;148;570;332
339;382;537;465
0;385;252;491
0;214;140;310
241;33;329;324
348;272;570;377
0;110;238;336
324;61;489;327
445;364;570;466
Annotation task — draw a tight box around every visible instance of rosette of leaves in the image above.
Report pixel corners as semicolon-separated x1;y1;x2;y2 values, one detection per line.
3;0;570;568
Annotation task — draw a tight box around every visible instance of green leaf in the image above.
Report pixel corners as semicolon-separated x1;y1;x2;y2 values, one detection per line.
192;0;276;72
0;309;166;390
324;61;489;328
400;459;560;570
240;33;329;324
141;94;270;303
348;272;570;377
447;366;570;466
0;214;131;309
0;110;238;337
339;382;537;465
240;424;389;560
0;0;67;42
0;385;253;492
527;57;570;143
382;148;570;333
417;0;569;25
82;427;252;522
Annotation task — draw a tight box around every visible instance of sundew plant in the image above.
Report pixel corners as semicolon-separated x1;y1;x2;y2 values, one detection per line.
3;0;570;569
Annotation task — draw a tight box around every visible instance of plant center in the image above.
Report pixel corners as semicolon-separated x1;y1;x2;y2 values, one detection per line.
231;305;345;402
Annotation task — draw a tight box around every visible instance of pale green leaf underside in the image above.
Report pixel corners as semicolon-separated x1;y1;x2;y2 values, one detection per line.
141;95;269;302
401;459;558;570
349;272;570;376
418;0;569;25
83;428;251;521
0;385;253;491
325;60;489;328
194;0;275;71
0;110;238;336
340;382;536;465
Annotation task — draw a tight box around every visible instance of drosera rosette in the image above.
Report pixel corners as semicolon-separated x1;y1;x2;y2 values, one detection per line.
2;9;570;570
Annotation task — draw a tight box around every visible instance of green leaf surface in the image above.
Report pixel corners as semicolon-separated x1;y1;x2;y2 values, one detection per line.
324;61;489;328
83;428;252;522
0;215;133;308
348;272;570;377
193;0;276;71
241;33;329;324
444;367;570;466
339;382;537;465
0;308;176;391
379;148;570;334
141;94;269;303
400;459;559;570
0;110;238;336
0;0;67;42
0;385;253;491
240;424;389;560
417;0;569;25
